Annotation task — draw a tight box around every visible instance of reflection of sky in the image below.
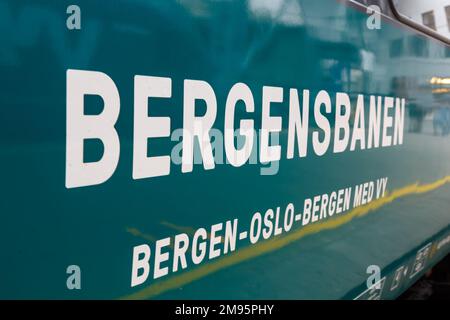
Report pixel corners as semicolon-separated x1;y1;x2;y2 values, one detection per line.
174;0;305;26
248;0;303;26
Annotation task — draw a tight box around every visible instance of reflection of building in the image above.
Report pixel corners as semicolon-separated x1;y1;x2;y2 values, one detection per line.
352;1;450;134
385;27;450;132
394;0;450;38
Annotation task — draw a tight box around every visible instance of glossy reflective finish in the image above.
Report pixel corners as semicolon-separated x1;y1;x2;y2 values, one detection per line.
0;0;449;299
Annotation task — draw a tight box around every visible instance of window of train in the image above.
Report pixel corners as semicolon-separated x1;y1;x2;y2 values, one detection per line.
392;0;450;40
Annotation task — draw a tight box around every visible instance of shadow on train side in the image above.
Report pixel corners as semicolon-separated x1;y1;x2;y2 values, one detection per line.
399;253;450;300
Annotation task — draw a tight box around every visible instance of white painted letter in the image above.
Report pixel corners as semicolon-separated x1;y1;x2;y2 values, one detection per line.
66;69;120;188
333;92;351;153
287;89;309;158
182;80;217;172
224;83;254;166
131;244;151;287
260;86;283;163
312;90;331;156
133;76;171;179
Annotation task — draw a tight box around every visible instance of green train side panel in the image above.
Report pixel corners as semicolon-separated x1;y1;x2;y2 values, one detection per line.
0;0;449;299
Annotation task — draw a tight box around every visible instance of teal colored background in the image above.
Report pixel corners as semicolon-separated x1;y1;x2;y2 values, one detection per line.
0;0;449;299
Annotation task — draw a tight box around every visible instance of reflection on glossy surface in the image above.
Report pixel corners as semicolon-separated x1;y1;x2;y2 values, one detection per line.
393;0;450;38
0;0;449;299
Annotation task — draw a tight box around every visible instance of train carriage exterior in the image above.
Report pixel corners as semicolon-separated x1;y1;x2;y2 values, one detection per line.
0;0;449;299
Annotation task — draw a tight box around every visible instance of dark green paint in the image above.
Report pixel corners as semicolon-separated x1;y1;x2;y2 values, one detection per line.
0;0;449;299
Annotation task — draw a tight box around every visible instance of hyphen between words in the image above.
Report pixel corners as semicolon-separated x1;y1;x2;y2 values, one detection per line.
66;69;405;188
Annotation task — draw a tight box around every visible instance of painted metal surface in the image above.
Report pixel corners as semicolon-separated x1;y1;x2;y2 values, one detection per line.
0;0;449;299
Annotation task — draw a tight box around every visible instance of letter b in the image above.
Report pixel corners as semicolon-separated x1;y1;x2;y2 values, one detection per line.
131;244;151;287
66;69;120;188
